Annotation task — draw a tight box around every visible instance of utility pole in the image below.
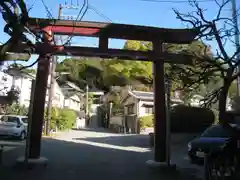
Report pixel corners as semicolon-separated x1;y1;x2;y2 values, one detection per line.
231;0;240;96
45;1;86;134
86;84;89;125
45;4;62;135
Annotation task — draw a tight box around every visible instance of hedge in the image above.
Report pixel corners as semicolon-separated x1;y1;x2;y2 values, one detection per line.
170;105;215;133
44;107;77;130
139;115;153;129
138;105;215;133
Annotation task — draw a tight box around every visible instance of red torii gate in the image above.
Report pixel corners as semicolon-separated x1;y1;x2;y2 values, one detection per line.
5;17;198;166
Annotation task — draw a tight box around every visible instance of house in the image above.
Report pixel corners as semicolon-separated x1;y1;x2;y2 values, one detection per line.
0;71;14;96
6;69;35;107
123;90;184;117
62;90;82;111
121;90;183;133
0;68;86;113
45;79;65;108
6;69;66;109
59;81;84;111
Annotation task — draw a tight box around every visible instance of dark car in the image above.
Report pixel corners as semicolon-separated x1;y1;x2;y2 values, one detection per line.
188;124;232;165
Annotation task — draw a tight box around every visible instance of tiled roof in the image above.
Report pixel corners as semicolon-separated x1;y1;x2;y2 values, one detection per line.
129;90;183;103
129;90;154;100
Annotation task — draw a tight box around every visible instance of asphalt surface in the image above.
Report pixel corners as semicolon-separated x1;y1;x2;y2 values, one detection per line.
0;129;203;180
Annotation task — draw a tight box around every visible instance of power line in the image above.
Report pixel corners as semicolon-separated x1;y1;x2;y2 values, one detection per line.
41;0;54;19
89;4;112;22
140;0;214;3
61;0;89;45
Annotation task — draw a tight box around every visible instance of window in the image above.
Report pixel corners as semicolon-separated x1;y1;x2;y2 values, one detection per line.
127;105;134;114
145;107;153;114
1;116;19;124
22;118;28;124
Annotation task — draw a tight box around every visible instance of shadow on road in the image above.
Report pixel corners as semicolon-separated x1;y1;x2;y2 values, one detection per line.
0;135;203;180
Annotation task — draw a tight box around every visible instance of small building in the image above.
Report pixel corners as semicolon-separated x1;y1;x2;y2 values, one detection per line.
123;90;183;117
6;69;35;107
121;90;183;133
62;90;82;111
60;81;84;112
45;80;65;109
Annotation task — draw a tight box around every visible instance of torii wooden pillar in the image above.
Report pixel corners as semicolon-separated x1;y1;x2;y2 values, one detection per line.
152;41;167;162
3;18;199;164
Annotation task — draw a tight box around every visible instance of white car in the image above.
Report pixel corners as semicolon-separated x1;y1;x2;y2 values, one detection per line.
0;115;28;140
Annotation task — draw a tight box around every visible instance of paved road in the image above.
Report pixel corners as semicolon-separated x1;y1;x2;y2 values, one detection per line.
1;129;203;180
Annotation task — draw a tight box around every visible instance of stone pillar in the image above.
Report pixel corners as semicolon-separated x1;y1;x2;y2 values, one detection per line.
28;55;51;159
152;41;167;162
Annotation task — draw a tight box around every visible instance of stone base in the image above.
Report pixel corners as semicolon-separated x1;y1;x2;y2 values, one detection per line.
16;156;48;169
146;160;177;171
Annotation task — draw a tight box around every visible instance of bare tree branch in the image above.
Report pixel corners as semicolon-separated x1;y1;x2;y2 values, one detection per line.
174;0;239;121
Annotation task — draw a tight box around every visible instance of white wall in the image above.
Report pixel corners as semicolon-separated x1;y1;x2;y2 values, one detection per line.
11;76;33;107
46;81;65;108
124;96;154;117
138;100;154;117
0;72;13;96
0;72;34;107
109;115;123;126
64;94;81;111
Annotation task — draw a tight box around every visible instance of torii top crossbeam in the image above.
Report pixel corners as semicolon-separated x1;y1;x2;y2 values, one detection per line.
28;18;198;44
4;18;199;64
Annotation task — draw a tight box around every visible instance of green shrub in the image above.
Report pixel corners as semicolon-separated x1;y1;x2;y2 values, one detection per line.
44;108;77;130
57;108;77;130
139;115;153;129
170;105;214;133
5;103;28;115
50;107;60;129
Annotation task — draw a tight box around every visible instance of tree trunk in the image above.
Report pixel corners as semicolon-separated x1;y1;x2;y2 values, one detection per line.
218;80;231;124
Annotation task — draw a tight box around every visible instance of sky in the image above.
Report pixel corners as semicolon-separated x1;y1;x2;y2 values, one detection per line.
0;0;239;68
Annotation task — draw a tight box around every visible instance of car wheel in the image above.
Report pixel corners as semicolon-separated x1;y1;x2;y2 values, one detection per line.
19;131;25;140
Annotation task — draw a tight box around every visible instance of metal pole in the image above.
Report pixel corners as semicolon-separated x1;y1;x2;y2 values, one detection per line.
45;58;56;135
45;4;62;135
232;0;240;95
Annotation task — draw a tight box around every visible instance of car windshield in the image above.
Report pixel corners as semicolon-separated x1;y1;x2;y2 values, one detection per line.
201;125;231;138
22;118;28;124
0;116;18;124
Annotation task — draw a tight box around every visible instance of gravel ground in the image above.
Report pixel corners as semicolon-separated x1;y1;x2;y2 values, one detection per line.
0;129;203;180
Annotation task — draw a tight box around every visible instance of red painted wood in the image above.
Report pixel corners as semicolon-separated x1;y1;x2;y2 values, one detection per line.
42;26;100;35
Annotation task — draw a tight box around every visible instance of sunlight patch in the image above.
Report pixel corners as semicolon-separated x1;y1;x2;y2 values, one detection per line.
57;138;150;153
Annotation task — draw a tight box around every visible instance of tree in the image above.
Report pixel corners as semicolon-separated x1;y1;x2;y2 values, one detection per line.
56;58;139;91
122;39;218;97
5;103;28;115
6;63;36;74
56;39;215;96
0;1;30;62
173;0;240;124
